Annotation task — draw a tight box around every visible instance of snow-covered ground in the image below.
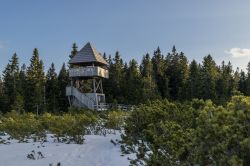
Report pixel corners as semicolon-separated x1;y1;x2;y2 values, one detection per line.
0;133;134;166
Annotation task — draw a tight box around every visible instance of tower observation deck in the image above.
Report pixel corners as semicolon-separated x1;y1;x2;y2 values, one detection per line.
66;42;109;110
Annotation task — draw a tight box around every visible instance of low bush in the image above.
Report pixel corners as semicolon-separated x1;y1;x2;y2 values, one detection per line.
104;110;128;130
0;111;44;140
0;110;98;144
122;96;250;166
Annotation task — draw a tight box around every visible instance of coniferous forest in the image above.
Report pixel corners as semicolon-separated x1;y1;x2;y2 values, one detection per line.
0;44;249;165
0;44;249;114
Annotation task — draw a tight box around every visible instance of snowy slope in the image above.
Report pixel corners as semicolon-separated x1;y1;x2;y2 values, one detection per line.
0;133;134;166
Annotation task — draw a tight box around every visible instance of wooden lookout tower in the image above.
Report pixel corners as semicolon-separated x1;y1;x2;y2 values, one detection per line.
66;42;109;110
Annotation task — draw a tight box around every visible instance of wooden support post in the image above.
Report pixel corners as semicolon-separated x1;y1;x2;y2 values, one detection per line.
93;78;96;93
100;79;103;94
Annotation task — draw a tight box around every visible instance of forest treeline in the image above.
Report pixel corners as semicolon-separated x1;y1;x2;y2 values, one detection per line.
1;44;250;113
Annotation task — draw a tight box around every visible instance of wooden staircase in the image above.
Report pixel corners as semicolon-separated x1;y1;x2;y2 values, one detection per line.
66;86;95;110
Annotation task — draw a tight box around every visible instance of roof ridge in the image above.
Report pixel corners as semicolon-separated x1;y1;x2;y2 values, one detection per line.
87;42;99;61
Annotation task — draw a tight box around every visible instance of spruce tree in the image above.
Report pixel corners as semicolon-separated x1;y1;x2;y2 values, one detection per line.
0;77;3;98
107;51;125;103
140;53;152;78
124;59;141;104
152;47;168;98
45;63;58;113
200;55;218;101
216;61;233;104
0;76;4;113
2;53;20;111
69;43;78;59
246;61;250;95
177;52;189;100
26;48;45;113
239;70;247;95
57;63;70;112
103;52;107;61
103;55;113;102
11;64;27;113
18;64;26;97
187;60;200;100
140;53;160;101
232;67;241;95
165;47;188;100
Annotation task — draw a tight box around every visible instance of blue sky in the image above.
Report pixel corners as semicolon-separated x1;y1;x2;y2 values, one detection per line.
1;0;250;73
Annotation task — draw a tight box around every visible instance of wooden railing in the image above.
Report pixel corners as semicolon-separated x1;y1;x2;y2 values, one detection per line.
66;86;133;111
69;66;109;78
66;86;95;109
94;103;134;111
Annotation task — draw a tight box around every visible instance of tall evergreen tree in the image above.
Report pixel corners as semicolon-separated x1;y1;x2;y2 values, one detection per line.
140;53;153;78
216;61;234;104
165;47;189;100
239;70;247;95
124;59;141;104
45;63;58;113
177;52;189;100
106;51;125;103
0;76;4;113
103;52;107;61
0;77;3;98
245;61;250;95
2;53;20;111
57;63;70;112
232;67;241;95
26;48;45;113
140;53;160;101
12;64;27;113
200;55;218;101
103;55;113;102
152;47;168;98
186;60;200;99
69;43;78;59
18;64;26;97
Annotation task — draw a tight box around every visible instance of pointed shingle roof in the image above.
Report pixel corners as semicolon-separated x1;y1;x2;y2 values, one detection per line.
69;42;108;65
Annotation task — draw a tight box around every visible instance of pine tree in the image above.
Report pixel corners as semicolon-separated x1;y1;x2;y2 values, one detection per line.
45;63;58;113
26;48;45;113
57;63;70;112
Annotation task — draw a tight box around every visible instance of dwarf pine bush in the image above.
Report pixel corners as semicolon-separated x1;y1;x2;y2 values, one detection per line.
0;110;98;144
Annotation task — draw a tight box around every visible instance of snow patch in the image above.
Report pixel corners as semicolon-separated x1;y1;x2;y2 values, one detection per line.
0;133;135;166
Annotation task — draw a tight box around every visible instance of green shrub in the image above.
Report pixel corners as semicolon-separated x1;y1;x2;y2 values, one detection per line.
122;97;250;166
0;111;98;144
0;111;44;140
104;110;127;130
